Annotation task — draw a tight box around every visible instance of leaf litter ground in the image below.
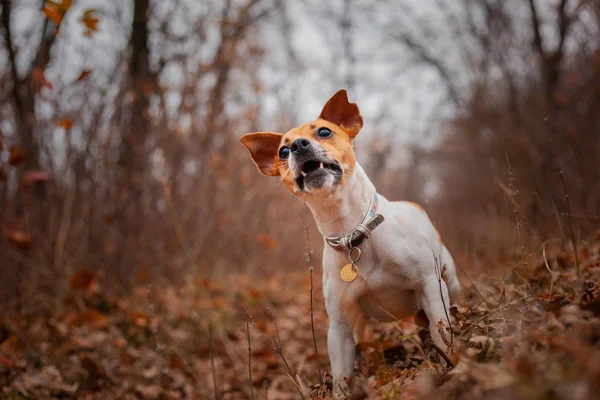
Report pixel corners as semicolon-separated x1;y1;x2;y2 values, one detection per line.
2;233;600;399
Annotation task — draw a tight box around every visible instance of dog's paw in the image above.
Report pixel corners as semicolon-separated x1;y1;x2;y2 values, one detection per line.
332;378;350;399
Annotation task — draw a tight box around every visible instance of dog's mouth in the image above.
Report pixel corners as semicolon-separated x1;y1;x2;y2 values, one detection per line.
295;159;342;191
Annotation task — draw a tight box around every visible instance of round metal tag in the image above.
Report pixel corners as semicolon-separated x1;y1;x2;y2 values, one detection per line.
340;263;358;282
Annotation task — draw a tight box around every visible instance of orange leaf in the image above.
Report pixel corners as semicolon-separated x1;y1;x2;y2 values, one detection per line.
0;355;16;367
69;269;98;291
81;9;99;36
135;265;150;283
4;229;32;249
65;309;109;329
0;335;27;354
8;145;25;166
42;4;63;25
258;233;277;249
76;69;91;82
128;312;150;327
57;118;74;130
169;352;186;370
211;296;228;309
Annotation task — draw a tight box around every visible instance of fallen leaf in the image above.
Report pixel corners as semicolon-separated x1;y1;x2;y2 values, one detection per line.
258;233;277;249
0;335;27;354
65;309;109;329
169;352;186;370
128;311;150;327
69;269;98;292
0;355;16;367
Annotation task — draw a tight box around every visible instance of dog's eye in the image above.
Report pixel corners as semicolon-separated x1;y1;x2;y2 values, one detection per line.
317;127;333;139
279;146;290;160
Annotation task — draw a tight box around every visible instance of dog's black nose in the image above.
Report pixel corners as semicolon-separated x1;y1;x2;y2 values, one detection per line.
291;138;311;155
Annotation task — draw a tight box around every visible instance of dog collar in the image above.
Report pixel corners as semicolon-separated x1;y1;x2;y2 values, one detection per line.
325;193;385;253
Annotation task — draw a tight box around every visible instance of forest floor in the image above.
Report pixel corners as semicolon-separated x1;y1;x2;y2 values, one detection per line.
2;232;600;399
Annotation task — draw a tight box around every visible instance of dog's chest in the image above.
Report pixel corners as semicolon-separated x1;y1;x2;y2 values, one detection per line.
324;261;421;323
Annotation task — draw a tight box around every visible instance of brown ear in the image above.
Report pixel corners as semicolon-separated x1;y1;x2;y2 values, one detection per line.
319;89;363;138
240;132;283;176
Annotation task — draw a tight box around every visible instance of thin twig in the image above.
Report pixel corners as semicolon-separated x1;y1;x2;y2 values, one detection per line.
303;203;322;378
542;245;555;294
432;343;454;367
433;251;453;347
245;309;256;400
506;152;529;284
557;164;580;288
147;284;166;386
209;324;221;400
267;308;306;399
461;295;530;335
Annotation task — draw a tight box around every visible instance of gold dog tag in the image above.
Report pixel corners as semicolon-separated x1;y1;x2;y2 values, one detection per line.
340;263;358;282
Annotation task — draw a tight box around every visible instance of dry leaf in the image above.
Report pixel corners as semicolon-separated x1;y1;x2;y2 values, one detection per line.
65;309;109;329
128;311;150;327
42;5;63;25
57;119;74;130
258;233;277;249
169;352;186;370
76;69;91;82
8;145;25;166
69;269;98;292
81;9;99;37
4;229;32;249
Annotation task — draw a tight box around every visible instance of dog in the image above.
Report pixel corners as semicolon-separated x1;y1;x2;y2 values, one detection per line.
241;90;461;394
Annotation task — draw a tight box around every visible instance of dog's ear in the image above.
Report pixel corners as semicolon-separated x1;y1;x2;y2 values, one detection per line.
319;89;363;138
240;132;283;176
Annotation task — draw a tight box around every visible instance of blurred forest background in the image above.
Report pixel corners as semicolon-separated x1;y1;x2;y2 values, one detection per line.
1;0;599;313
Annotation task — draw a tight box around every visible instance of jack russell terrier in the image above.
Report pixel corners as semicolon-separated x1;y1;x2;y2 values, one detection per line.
241;90;461;393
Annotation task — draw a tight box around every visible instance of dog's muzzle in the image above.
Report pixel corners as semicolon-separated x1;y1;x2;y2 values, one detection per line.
289;139;342;191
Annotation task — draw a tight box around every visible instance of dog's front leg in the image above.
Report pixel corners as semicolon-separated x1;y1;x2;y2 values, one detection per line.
328;319;355;395
420;277;452;354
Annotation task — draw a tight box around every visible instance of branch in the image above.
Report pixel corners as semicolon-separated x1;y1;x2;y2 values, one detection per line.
389;30;461;105
0;0;25;120
528;0;546;60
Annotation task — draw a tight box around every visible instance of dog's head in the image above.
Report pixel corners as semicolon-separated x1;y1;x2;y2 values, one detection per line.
240;90;363;195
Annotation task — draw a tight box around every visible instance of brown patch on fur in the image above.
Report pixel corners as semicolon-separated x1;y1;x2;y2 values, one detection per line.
395;216;404;224
278;118;357;193
435;227;443;242
441;264;449;285
241;90;363;195
319;90;363;138
405;201;425;212
240;132;284;176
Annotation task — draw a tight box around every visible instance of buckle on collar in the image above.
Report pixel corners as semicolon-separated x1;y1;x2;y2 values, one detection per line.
325;193;385;252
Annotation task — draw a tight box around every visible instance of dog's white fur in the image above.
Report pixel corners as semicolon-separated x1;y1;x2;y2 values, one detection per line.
301;162;461;390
